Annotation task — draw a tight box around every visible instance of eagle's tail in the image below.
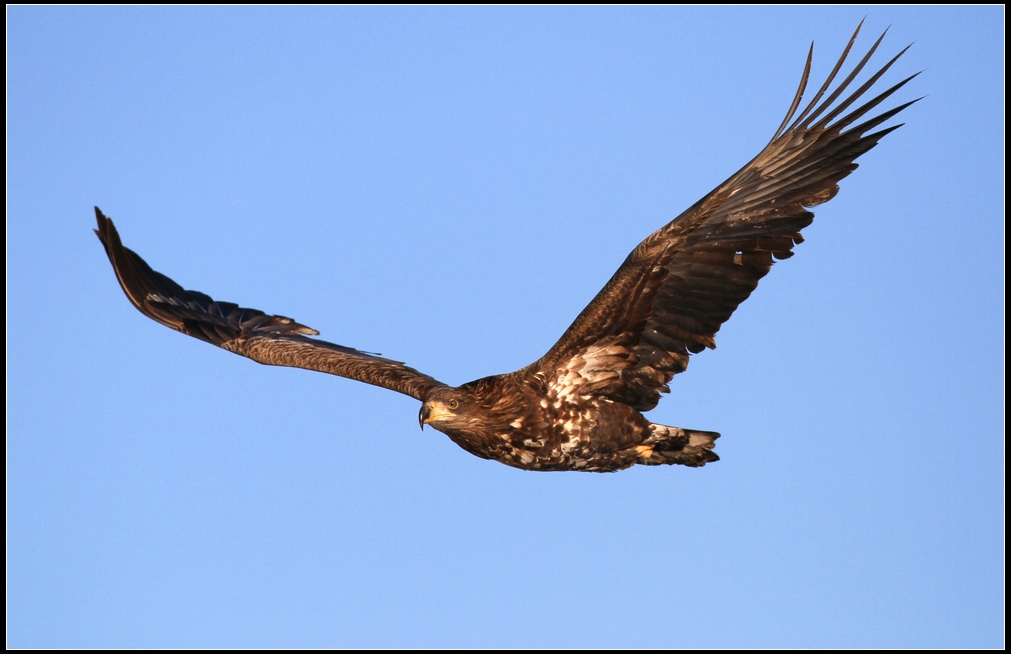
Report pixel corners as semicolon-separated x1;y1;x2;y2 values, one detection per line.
636;424;720;467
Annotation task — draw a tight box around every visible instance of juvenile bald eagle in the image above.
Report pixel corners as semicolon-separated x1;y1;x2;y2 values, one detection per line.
96;24;918;472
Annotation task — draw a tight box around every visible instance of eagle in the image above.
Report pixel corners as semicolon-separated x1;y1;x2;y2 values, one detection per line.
95;24;918;472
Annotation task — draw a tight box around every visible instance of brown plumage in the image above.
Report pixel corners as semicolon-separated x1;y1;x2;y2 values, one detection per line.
95;24;918;472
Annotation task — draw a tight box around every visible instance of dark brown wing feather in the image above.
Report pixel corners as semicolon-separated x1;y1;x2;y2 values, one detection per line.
531;23;920;411
94;207;446;401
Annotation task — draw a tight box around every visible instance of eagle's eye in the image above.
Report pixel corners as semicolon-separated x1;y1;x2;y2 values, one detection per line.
448;399;459;410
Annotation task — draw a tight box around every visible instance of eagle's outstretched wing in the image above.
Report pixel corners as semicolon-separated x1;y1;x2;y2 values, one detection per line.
94;208;445;401
530;23;920;411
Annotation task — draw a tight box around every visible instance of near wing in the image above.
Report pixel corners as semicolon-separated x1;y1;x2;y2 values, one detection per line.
95;207;445;401
530;23;920;411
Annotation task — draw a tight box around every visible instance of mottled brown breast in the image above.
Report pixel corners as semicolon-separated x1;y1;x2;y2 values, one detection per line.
438;371;653;471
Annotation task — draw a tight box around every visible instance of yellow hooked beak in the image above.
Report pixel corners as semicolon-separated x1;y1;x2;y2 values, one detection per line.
419;401;456;430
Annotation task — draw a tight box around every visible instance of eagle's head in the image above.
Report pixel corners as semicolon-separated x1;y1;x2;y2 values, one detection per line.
418;379;507;436
419;378;524;457
419;389;473;432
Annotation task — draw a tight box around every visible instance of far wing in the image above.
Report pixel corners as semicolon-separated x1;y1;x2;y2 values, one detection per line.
95;207;445;402
530;23;919;410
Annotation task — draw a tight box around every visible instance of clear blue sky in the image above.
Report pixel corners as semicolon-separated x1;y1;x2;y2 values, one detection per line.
8;6;1003;648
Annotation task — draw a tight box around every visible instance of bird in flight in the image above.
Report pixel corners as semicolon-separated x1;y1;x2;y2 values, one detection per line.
96;23;918;472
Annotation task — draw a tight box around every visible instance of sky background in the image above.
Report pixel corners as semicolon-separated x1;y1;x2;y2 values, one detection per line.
8;6;1003;648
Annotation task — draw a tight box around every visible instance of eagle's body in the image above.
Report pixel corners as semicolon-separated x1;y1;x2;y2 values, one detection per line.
95;24;918;472
421;373;717;472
